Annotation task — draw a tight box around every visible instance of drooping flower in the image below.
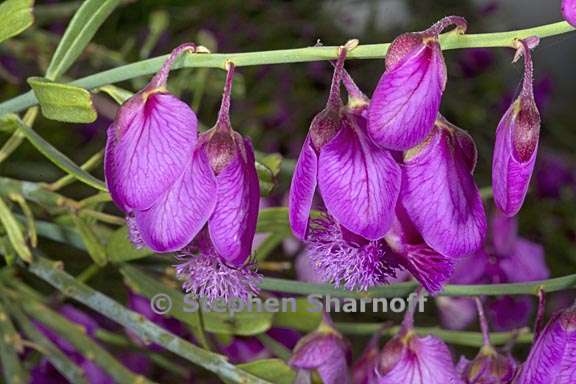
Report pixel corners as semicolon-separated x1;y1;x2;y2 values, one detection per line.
289;42;401;242
384;205;455;294
352;325;390;384
562;0;576;27
105;43;201;213
375;292;463;384
367;16;467;151
133;61;260;262
289;314;352;384
457;299;517;384
492;38;541;217
514;302;576;384
399;115;487;258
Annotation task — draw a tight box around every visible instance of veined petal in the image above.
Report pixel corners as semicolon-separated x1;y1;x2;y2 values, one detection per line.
401;123;487;258
516;307;576;384
377;335;463;384
395;244;454;294
105;92;198;211
289;135;318;240
492;100;539;217
135;146;217;252
368;42;446;151
208;136;260;266
318;115;401;240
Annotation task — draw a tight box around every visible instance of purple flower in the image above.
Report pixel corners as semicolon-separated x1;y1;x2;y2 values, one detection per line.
562;0;576;27
176;231;261;304
384;205;455;294
438;211;549;331
289;315;352;384
367;16;467;151
353;328;386;384
289;44;401;242
457;299;517;384
492;38;541;217
399;115;487;258
514;302;576;384
375;295;463;384
304;214;399;291
105;43;200;213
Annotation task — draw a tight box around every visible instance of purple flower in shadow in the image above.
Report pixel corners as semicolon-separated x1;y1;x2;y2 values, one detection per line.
492;38;541;217
289;314;352;384
375;293;463;384
514;302;576;383
367;16;467;151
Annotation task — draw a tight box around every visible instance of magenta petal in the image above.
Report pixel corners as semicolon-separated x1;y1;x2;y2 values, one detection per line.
492;103;539;217
437;297;477;330
208;137;260;265
368;43;446;151
401;125;487;257
318;116;401;240
396;244;454;294
289;135;318;240
105;93;198;211
135;147;217;252
516;307;576;384
500;238;548;282
377;336;463;384
563;0;576;27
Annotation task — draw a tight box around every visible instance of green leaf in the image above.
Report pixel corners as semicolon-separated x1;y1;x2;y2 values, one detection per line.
28;77;97;123
96;85;134;104
106;226;153;263
120;264;274;336
255;153;282;197
5;114;107;191
0;196;31;262
72;214;107;266
272;297;321;332
0;301;28;384
45;0;119;80
256;207;291;234
235;359;296;384
0;0;34;44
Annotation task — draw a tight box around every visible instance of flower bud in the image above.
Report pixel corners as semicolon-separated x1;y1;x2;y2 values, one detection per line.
368;16;467;151
492;38;541;217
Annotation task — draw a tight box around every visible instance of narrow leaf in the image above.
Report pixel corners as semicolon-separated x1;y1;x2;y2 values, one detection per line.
0;301;27;384
28;77;97;123
235;359;296;384
255;153;282;197
106;225;153;263
0;0;34;44
96;85;134;104
6;114;107;191
45;0;119;80
2;297;88;384
272;297;321;332
72;213;107;266
0;196;31;262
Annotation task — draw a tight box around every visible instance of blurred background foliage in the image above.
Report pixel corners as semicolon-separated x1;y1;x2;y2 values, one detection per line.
1;0;576;382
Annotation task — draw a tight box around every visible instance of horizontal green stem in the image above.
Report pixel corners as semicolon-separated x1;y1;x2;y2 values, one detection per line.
27;256;272;384
334;323;533;347
0;21;573;116
261;273;576;298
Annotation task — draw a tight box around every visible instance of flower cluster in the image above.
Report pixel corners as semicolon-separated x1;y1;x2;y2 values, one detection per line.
105;44;260;303
291;17;541;294
107;15;544;303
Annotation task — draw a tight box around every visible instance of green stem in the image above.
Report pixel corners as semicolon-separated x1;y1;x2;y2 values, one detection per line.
49;150;104;191
27;256;273;384
334;323;533;347
0;300;27;384
0;21;573;116
260;273;576;298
